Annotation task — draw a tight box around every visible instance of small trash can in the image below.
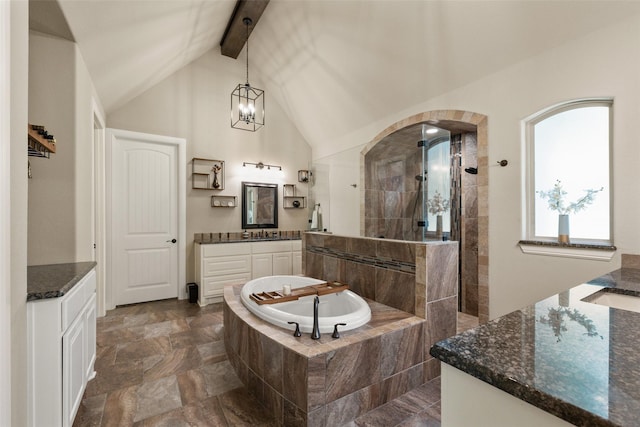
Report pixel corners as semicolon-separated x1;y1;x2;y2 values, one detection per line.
186;282;198;304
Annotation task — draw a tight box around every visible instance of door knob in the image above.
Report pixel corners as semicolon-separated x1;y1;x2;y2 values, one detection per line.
167;239;177;243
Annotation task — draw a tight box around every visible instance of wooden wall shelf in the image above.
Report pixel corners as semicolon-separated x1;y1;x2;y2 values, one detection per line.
28;124;56;158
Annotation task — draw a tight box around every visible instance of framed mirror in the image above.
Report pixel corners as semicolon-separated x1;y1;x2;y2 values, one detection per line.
242;182;278;229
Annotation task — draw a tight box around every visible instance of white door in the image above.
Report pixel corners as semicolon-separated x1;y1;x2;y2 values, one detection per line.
108;129;183;305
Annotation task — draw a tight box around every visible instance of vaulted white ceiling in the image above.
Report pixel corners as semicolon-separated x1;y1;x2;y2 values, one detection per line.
56;0;640;151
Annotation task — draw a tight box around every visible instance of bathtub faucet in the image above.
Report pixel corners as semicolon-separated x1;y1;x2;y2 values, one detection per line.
311;296;321;340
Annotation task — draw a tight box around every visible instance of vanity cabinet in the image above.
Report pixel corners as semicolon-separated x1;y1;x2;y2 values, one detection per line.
27;268;96;427
195;240;302;306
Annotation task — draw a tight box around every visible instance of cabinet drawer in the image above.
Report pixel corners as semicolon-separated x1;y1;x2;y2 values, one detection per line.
203;273;250;297
203;255;251;276
61;270;95;332
291;240;302;251
202;242;250;257
252;241;292;254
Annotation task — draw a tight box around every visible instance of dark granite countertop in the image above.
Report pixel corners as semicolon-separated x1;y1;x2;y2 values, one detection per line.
27;262;97;301
194;236;302;244
430;267;640;427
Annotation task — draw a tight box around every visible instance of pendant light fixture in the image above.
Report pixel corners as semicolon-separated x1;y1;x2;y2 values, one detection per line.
231;17;265;131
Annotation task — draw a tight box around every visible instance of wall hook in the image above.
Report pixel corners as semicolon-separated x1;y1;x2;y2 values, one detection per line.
497;159;508;167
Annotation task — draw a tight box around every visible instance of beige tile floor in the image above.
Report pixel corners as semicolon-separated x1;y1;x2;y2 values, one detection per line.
73;299;478;426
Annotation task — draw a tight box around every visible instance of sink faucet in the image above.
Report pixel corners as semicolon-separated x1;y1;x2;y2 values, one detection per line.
311;296;321;340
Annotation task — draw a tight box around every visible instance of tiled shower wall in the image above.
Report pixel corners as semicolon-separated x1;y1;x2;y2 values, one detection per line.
302;232;458;377
364;150;423;241
461;133;479;316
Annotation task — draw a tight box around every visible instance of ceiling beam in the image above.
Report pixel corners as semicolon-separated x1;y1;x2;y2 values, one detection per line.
220;0;270;59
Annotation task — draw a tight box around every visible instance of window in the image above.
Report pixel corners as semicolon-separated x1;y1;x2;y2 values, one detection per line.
525;99;612;244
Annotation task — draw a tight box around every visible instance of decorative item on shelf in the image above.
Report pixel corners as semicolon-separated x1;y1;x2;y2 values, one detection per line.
192;158;225;190
27;124;56;158
242;161;281;171
427;190;450;239
537;180;603;244
211;195;237;208
298;170;310;183
283;184;306;209
230;17;264;132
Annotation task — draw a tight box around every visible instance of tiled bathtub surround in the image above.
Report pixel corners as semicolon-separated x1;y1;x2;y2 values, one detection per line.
224;285;427;426
303;233;457;384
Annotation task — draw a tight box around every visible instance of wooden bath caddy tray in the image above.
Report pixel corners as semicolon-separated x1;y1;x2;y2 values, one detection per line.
250;281;349;305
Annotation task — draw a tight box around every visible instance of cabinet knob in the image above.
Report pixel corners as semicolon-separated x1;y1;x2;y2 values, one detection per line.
167;239;177;243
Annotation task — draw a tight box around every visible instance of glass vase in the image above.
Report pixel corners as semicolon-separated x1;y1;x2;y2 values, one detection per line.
558;214;570;244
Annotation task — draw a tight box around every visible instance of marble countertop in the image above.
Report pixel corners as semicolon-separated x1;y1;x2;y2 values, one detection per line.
430;267;640;427
27;261;97;301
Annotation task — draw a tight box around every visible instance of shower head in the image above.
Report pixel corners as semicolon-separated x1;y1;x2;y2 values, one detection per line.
464;167;478;175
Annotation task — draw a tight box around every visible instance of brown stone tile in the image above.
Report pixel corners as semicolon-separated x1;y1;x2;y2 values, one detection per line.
377;240;415;263
426;243;458;302
424;297;457;355
282;348;308;410
97;326;145;347
142;346;202;382
263;384;284;426
132;375;182;422
141;319;190;339
246;326;264;377
72;393;105;427
85;360;143;397
218;388;278;426
101;385;138;427
324;235;348;252
344;261;376;300
283;398;307;427
325;384;381;426
115;336;172;363
380;323;424;377
94;345;117;370
308;354;326;411
326;337;381;401
347;237;377;257
375;268;415;313
305;251;324;280
186;311;223;329
379;364;424;404
197;340;227;365
262;335;283;393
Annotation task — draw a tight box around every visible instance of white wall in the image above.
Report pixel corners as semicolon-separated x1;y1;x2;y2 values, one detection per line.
315;14;640;319
108;47;312;283
10;1;29;425
27;33;102;266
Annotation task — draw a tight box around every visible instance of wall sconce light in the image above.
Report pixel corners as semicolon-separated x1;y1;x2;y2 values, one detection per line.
298;170;310;183
243;161;282;171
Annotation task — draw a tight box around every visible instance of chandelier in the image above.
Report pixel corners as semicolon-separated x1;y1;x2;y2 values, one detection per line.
230;17;265;131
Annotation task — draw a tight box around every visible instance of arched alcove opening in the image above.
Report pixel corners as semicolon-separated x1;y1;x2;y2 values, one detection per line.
360;110;489;323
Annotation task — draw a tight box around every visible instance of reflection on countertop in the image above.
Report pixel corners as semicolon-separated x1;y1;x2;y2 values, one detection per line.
431;266;640;427
194;230;304;244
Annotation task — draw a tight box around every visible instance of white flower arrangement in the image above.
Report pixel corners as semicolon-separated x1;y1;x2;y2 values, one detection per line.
537;180;603;215
427;191;450;216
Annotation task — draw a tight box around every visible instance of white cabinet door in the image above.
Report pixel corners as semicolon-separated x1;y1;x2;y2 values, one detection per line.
85;294;97;380
252;254;272;279
273;252;292;275
293;251;302;275
62;316;85;427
